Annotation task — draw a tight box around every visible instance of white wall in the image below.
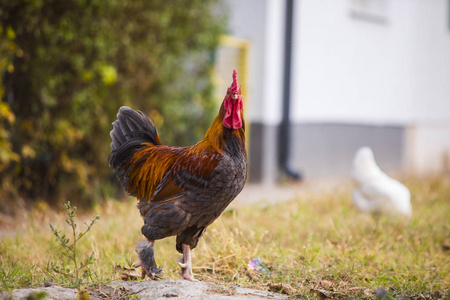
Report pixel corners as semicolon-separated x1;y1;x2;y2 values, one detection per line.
405;0;450;175
410;0;450;124
224;0;450;178
291;0;450;125
225;0;285;125
405;125;450;175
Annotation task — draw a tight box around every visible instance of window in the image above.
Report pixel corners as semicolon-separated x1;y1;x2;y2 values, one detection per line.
349;0;389;25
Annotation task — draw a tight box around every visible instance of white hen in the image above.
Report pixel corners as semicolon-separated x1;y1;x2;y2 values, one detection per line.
351;147;412;216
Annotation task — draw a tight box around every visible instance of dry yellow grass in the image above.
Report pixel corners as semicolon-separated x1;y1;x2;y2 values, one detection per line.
1;178;449;299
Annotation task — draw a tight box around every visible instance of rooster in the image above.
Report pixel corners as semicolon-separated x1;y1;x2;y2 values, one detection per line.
108;70;247;281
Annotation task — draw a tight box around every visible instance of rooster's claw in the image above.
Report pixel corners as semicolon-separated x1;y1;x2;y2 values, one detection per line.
134;262;161;280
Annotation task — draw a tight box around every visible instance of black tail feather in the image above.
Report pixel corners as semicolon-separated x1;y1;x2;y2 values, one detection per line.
108;106;160;191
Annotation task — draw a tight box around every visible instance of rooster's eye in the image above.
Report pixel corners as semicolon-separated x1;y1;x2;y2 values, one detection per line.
232;94;238;99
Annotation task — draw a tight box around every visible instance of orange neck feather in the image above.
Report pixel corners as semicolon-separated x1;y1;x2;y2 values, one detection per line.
199;104;245;153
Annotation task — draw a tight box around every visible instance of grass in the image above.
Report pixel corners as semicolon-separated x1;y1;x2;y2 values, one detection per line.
0;177;449;299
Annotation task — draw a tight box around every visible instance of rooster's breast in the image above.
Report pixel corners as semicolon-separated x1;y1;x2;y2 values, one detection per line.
141;137;247;242
184;149;247;225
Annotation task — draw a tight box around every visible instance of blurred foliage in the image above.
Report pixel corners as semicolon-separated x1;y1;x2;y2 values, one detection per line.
0;0;226;208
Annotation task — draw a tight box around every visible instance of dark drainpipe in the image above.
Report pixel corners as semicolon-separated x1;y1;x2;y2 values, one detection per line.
279;0;302;180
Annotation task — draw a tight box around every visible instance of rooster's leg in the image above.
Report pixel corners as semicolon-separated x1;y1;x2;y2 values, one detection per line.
178;244;197;281
134;240;161;280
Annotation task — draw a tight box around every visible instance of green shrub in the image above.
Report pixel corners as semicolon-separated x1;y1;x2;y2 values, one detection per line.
0;0;226;208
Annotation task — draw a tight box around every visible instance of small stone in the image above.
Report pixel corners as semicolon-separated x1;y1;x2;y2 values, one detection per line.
374;287;387;297
310;288;331;299
43;278;53;287
268;283;297;295
319;280;333;288
163;293;178;297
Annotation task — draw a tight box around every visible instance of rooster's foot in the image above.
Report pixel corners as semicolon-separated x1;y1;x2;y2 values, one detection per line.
179;244;198;282
134;261;161;280
135;240;161;280
178;262;197;282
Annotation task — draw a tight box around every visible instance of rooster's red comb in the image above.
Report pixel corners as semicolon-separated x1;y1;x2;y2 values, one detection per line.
230;70;239;94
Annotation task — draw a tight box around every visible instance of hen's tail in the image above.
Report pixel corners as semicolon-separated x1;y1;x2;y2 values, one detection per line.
108;106;161;190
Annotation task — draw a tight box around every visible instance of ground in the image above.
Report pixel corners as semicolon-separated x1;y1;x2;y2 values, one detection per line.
2;279;289;300
0;178;449;299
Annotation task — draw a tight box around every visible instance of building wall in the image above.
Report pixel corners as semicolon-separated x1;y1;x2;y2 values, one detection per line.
291;0;450;124
225;0;286;183
405;124;450;176
224;0;285;126
409;0;450;124
404;0;450;176
289;0;450;177
292;0;407;124
224;0;450;181
291;123;406;178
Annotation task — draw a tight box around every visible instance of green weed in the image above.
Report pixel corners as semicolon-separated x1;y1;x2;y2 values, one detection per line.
49;201;100;291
